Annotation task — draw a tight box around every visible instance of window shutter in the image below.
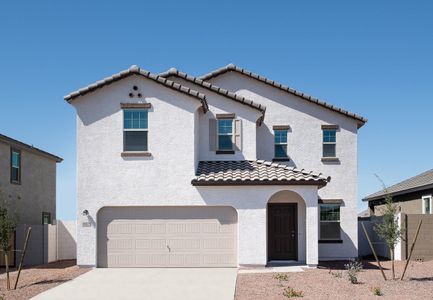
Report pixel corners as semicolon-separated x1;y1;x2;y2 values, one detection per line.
209;118;217;151
234;119;242;151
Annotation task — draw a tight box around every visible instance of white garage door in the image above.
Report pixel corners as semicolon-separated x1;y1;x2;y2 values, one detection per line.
97;206;237;268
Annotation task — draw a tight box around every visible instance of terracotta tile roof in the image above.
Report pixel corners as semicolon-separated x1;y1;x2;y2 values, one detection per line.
159;68;266;124
192;160;330;186
199;64;367;128
64;65;209;112
0;133;63;162
363;169;433;201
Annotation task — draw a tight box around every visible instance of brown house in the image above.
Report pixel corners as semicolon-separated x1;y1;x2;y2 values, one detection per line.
363;169;433;216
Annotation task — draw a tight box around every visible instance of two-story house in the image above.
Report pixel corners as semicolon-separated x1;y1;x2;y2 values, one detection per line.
65;64;367;268
0;133;62;266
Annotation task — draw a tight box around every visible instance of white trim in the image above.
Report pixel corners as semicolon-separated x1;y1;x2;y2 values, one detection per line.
217;119;234;151
322;129;337;158
319;204;341;240
274;129;288;158
122;108;149;152
422;195;432;214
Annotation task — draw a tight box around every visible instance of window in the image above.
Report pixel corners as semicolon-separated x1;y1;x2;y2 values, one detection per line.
274;130;288;158
422;195;432;214
123;109;148;151
320;204;341;240
323;129;337;158
42;212;51;224
217;119;234;150
10;149;21;184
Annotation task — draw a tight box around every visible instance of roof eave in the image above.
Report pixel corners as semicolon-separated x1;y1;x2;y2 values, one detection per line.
200;64;368;126
363;183;433;202
0;134;63;163
191;179;328;187
160;68;266;123
64;66;208;113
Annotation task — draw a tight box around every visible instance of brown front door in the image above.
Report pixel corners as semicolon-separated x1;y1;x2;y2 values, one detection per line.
268;203;297;261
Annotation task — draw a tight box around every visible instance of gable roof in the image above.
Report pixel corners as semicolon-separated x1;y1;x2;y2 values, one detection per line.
64;65;209;112
200;64;367;128
0;133;63;163
363;169;433;201
159;68;266;124
192;160;330;187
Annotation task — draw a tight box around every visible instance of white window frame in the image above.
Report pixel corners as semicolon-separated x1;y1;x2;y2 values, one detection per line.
217;119;234;151
274;129;288;158
123;109;148;151
322;129;337;158
422;195;432;214
319;204;341;240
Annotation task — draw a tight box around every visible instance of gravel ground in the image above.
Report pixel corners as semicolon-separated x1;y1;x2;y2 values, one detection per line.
235;260;433;299
0;260;90;300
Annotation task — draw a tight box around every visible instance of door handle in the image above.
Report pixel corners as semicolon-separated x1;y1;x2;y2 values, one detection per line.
167;245;171;252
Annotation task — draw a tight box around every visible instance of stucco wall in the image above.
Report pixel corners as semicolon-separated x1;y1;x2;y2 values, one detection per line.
72;70;361;265
72;75;322;266
165;76;262;161
0;141;57;225
370;188;433;216
375;199;422;215
208;72;359;259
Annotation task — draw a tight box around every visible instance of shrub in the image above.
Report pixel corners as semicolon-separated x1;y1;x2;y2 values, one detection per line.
371;286;383;296
345;259;363;284
274;273;289;285
283;287;303;298
328;269;343;278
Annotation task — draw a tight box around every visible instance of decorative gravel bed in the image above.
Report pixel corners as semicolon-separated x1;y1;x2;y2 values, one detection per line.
235;260;433;299
0;260;90;300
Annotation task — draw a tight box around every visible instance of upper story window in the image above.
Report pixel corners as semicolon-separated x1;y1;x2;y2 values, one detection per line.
10;148;21;184
217;119;234;150
209;114;241;154
322;127;337;158
320;204;341;241
273;126;290;160
422;195;432;214
123;109;148;151
42;212;51;224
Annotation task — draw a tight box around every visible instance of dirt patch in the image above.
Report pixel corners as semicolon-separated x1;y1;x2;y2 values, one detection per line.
235;260;433;299
0;260;90;300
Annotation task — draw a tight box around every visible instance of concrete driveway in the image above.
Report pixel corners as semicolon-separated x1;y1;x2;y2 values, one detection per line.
32;268;238;300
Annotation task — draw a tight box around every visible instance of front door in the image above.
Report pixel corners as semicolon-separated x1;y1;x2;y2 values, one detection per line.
268;203;297;261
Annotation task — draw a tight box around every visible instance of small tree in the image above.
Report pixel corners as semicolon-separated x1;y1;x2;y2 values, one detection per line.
373;175;403;280
0;190;17;290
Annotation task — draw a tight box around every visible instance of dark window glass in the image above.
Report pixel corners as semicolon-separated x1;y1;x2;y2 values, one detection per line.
42;212;51;224
124;131;148;151
11;150;21;183
320;204;341;240
274;145;288;158
274;130;288;158
123;109;148;151
322;129;337;158
323;144;336;158
217;119;233;150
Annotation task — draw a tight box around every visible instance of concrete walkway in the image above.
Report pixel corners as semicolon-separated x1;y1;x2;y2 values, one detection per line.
32;268;238;300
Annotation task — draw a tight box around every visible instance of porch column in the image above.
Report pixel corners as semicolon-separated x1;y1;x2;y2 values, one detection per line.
305;199;318;267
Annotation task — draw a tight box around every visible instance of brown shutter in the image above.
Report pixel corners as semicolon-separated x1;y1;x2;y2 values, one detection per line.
234;119;242;151
209;118;217;151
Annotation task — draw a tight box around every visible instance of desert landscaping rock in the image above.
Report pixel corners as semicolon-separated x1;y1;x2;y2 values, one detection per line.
0;260;90;300
235;260;433;299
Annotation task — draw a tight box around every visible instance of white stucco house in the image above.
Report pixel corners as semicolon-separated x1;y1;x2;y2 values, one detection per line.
65;64;367;268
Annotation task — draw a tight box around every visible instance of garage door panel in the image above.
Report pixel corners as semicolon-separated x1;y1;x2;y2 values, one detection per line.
98;206;237;267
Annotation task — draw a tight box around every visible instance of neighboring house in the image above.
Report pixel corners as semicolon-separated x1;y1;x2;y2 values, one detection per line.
0;133;62;266
357;209;370;218
363;169;433;216
65;64;367;268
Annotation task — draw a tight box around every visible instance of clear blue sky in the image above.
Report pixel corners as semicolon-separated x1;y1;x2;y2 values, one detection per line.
1;1;432;220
